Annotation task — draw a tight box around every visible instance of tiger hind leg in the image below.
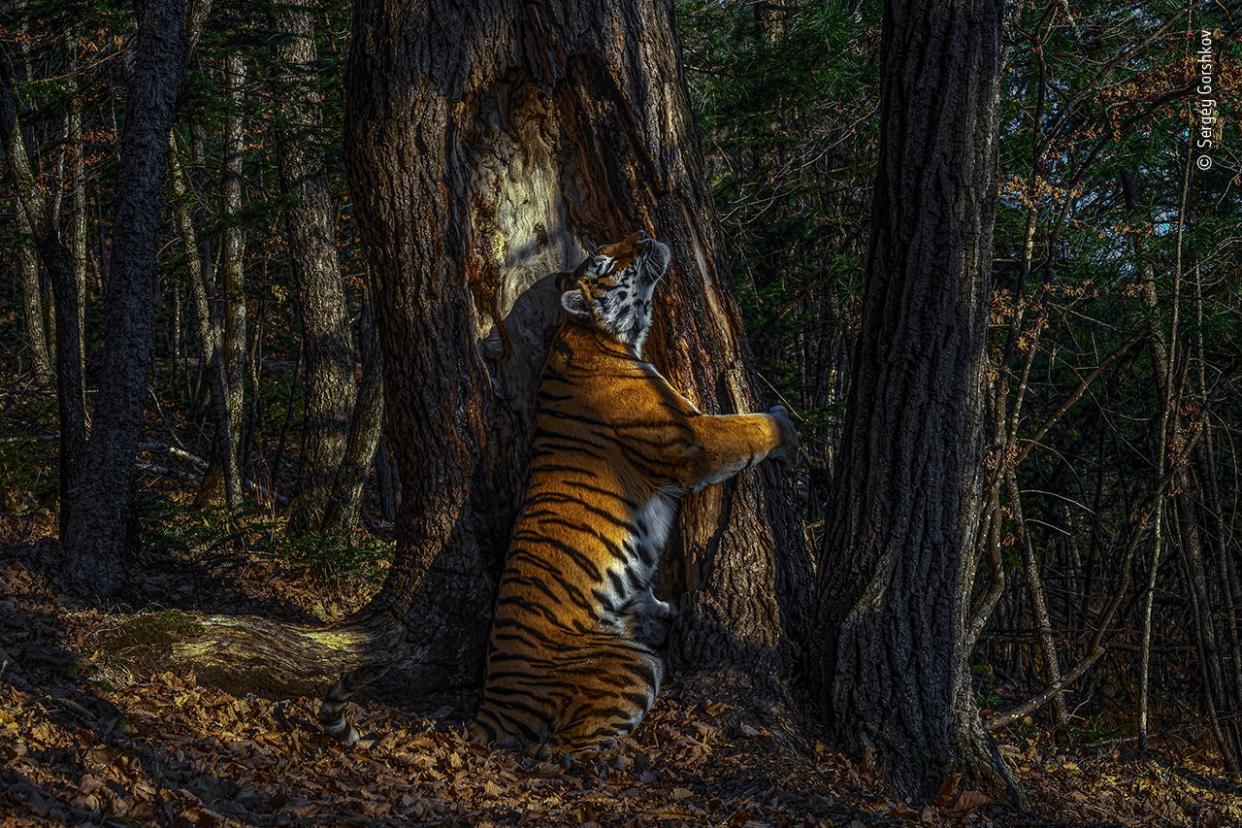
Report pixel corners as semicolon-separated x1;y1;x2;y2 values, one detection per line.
547;650;662;754
472;691;554;753
549;710;641;755
318;663;389;746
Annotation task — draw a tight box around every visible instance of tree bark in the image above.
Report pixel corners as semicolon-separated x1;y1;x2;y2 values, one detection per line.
376;431;398;522
67;32;88;379
323;290;384;531
221;52;247;484
12;199;54;386
344;0;810;698
814;0;1013;804
60;0;196;596
197;53;248;508
106;613;377;700
271;0;357;532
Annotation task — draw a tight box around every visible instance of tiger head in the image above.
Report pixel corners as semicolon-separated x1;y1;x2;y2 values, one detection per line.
559;231;671;356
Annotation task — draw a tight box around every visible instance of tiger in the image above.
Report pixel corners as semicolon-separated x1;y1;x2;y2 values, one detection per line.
317;231;798;751
468;229;799;756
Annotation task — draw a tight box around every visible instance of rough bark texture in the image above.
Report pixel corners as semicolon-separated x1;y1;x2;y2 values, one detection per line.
345;0;810;698
376;431;398;522
111;612;380;700
13;200;54;386
271;1;357;531
221;52;248;487
60;0;193;596
814;0;1012;804
323;292;384;531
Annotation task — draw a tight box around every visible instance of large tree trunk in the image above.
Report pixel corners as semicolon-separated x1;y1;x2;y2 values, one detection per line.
343;0;810;699
814;0;1014;804
60;0;195;596
271;0;358;532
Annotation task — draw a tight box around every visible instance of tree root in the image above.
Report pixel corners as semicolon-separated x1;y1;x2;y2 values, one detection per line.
100;611;387;700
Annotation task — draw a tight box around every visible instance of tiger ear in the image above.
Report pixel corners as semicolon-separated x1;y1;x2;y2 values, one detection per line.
560;289;592;321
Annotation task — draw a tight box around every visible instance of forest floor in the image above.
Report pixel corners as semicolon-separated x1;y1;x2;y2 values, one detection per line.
2;479;1241;826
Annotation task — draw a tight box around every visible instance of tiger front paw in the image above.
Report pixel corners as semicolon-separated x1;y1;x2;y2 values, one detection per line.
769;405;800;468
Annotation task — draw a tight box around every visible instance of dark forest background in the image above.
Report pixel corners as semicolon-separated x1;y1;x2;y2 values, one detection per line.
2;0;1241;823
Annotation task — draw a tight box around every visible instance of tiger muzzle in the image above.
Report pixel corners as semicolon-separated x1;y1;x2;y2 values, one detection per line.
639;238;671;284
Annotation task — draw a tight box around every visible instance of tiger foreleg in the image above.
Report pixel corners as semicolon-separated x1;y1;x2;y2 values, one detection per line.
682;406;799;492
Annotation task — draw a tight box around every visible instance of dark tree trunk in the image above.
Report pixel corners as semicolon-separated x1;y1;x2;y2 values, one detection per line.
376;431;398;522
60;0;195;596
345;0;810;697
271;0;357;531
814;0;1013;804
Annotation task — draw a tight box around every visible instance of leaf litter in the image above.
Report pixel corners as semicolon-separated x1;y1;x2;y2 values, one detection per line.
2;542;1240;826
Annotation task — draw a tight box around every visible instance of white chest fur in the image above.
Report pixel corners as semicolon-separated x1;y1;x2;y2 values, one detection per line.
632;493;676;571
599;492;677;611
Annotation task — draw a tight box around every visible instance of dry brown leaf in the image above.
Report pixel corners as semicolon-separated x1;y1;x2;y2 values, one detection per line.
944;789;991;816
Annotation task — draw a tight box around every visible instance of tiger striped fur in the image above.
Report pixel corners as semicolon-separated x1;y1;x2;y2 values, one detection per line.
470;231;799;755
